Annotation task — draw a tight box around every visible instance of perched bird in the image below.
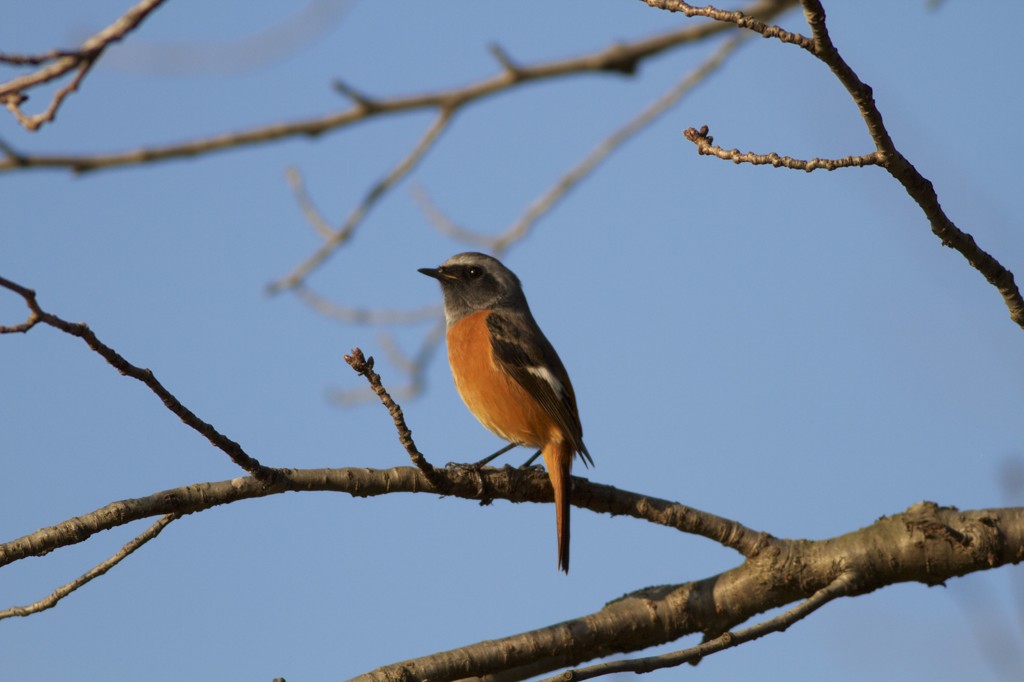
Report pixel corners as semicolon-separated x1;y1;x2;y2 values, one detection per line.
419;252;592;573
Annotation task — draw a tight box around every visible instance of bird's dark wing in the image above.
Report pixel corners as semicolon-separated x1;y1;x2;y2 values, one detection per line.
487;311;593;467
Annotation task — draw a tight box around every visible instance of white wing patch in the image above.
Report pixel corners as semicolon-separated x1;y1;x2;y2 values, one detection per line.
527;365;565;398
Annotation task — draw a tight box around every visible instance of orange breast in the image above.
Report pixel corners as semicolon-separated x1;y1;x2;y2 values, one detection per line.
446;310;563;447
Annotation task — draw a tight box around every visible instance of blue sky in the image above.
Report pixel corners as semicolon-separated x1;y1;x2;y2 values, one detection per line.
2;1;1022;680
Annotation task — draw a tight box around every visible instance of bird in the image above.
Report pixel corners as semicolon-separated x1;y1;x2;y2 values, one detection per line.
419;252;592;573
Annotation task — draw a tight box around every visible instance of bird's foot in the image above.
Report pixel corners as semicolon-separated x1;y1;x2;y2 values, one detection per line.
446;442;521;470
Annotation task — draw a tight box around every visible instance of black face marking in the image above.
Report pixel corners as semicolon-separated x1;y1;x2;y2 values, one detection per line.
437;264;488;282
428;263;503;318
421;252;528;324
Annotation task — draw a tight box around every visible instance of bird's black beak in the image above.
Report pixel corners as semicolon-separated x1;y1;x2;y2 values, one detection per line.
417;267;441;280
419;266;456;281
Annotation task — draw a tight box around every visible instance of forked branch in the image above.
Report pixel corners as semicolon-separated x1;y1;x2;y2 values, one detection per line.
543;571;858;680
0;0;167;131
0;514;177;620
354;503;1023;681
644;0;1024;328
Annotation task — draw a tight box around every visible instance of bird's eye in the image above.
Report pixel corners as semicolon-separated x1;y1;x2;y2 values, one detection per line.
467;266;482;278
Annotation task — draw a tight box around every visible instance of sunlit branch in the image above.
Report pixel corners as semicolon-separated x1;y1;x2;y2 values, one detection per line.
0;0;167;131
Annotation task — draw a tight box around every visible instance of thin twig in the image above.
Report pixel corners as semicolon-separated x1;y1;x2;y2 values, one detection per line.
330;318;445;405
343;347;444;488
376;331;419;375
5;58;96;131
544;572;858;681
0;0;167;130
292;283;442;324
684;124;881;171
285;166;335;240
417;33;751;253
0;50;88;66
331;79;379;111
0;276;275;481
0;136;24;167
268;107;456;294
411;185;495;249
0;514;177;620
0;277;40;332
488;43;520;76
641;0;812;48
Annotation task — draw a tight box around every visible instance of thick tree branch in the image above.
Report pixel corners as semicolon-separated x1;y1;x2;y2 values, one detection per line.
0;276;275;481
354;503;1024;682
545;571;858;680
5;7;1017;680
4;279;1020;678
4;463;1020;682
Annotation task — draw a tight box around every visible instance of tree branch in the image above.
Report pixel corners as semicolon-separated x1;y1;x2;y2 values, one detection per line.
0;466;765;568
371;32;755;407
0;0;796;173
328;318;446;406
799;0;1024;329
4;460;1019;682
544;571;858;680
292;283;442;325
284;166;336;240
354;503;1024;681
641;0;812;48
268;107;456;294
344;347;444;488
416;32;751;255
0;514;177;620
684;125;881;171
0;276;276;481
0;0;167;131
644;0;1024;329
4;275;1020;678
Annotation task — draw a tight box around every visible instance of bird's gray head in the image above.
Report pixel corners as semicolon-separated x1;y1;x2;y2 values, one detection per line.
418;252;527;325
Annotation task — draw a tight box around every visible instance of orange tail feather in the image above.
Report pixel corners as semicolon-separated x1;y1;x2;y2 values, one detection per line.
542;441;572;573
